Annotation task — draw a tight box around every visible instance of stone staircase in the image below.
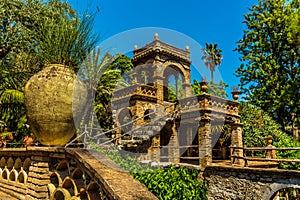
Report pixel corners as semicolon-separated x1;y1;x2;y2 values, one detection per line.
118;114;170;147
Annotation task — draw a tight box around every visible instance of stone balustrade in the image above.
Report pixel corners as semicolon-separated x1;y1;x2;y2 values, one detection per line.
113;84;157;101
179;94;240;117
112;84;139;100
0;147;158;200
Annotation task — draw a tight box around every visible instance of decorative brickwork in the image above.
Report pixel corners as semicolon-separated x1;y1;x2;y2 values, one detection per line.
0;147;158;200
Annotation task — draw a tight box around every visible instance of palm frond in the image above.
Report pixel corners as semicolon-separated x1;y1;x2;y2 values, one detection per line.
0;89;24;104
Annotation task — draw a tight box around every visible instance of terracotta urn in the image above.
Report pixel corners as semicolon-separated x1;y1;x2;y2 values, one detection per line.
24;64;87;146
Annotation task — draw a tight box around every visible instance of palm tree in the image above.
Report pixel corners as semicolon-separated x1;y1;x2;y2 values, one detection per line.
0;62;29;135
79;48;133;131
201;43;223;82
79;48;117;127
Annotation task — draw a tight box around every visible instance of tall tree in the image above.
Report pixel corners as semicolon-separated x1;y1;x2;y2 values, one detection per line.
95;54;133;131
201;43;223;82
236;0;300;131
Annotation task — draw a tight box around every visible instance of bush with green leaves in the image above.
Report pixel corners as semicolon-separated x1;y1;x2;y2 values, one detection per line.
240;102;300;170
91;144;207;199
134;166;207;200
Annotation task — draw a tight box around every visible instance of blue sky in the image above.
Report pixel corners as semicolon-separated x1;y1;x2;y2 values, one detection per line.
67;0;257;97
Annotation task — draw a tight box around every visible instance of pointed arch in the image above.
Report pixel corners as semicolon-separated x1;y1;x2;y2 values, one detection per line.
14;158;22;170
9;169;18;182
50;188;72;200
17;170;27;184
62;177;78;196
87;182;101;200
50;171;62;188
2;168;9;180
23;158;31;171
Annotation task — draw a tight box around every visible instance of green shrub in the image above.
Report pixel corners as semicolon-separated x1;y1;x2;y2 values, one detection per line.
91;144;207;199
134;165;207;200
240;102;300;170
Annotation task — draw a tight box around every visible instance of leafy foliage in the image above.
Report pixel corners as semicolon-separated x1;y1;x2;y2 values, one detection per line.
240;102;300;170
134;166;207;200
0;0;97;143
92;144;207;199
34;2;98;71
236;0;300;130
80;52;134;131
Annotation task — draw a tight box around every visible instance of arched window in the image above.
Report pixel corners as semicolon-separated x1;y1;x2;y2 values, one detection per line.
118;108;133;133
164;66;184;102
144;109;154;122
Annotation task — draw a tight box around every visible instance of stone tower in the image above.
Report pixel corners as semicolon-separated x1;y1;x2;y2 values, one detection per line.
111;34;243;166
111;34;192;161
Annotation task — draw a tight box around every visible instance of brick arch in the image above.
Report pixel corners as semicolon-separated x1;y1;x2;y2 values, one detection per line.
2;168;9;180
50;188;72;200
71;167;86;189
87;182;101;200
71;167;84;179
0;157;6;168
23;158;31;171
62;177;78;196
56;160;69;171
143;108;155;122
56;160;70;180
50;171;62;188
135;63;155;84
263;182;300;200
7;157;14;169
17;170;27;184
14;157;22;170
117;107;133;133
162;61;190;84
76;189;89;200
9;168;17;182
162;61;190;100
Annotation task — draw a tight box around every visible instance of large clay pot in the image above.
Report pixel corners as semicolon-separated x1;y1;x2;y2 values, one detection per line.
24;64;87;146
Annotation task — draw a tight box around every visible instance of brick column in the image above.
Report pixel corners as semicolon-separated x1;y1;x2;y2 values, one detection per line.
182;82;192;98
25;155;51;200
198;116;212;171
153;76;164;103
149;136;160;162
231;122;244;166
169;124;180;163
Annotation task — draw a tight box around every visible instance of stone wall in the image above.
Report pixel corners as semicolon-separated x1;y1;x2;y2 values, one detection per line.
203;165;300;200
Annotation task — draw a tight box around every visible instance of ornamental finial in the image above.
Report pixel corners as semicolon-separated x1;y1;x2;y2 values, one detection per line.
154;33;159;40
